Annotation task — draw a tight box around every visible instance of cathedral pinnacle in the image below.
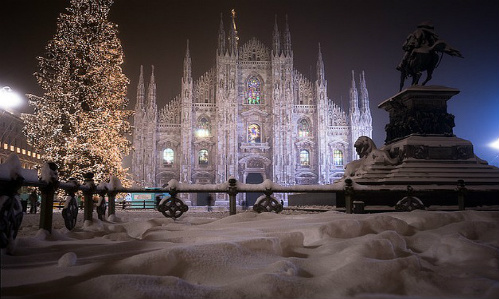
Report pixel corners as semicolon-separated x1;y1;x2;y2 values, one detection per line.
283;14;292;57
183;40;192;83
136;65;145;110
218;13;226;55
229;9;239;56
316;43;325;82
272;15;281;56
147;65;157;114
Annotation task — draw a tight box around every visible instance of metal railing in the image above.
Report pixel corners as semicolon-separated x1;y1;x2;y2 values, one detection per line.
1;153;498;252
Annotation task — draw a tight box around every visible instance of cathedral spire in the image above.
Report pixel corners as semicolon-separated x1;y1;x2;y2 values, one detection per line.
283;14;292;57
349;70;359;118
136;65;145;110
183;39;192;84
147;65;157;115
217;13;226;55
359;71;372;121
272;14;281;56
316;43;325;82
228;9;239;56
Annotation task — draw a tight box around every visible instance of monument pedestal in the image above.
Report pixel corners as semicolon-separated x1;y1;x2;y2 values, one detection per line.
346;86;499;187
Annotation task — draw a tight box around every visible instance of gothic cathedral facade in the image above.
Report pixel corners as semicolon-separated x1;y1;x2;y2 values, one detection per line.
132;13;372;205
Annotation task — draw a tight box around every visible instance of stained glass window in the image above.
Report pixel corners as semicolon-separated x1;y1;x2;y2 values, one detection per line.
246;76;261;104
298;118;310;137
300;150;310;166
333;150;343;166
199;149;209;165
248;123;261;143
196;117;210;137
163;148;174;166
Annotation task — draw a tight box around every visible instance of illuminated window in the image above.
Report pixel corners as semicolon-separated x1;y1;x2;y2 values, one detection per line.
195;117;210;137
10;145;14;151
298;118;310;137
37;154;40;159
300;150;310;166
22;149;26;155
163;148;174;166
246;76;261;104
16;147;20;153
247;123;261;143
27;151;31;156
199;149;209;165
333;150;343;166
3;143;8;150
33;152;36;157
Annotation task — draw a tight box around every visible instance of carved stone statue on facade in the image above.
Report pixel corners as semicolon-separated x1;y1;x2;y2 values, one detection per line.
397;21;463;91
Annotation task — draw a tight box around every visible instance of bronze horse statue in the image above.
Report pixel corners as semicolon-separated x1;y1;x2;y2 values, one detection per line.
399;40;463;91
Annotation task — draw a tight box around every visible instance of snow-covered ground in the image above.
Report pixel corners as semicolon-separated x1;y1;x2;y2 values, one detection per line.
1;208;498;299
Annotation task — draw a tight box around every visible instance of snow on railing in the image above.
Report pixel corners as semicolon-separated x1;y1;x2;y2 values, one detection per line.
1;153;498;253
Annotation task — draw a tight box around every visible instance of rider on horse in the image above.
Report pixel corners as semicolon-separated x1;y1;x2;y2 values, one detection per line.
397;21;439;71
397;21;463;90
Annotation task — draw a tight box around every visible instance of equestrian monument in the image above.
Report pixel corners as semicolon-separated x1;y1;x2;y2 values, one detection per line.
340;22;499;207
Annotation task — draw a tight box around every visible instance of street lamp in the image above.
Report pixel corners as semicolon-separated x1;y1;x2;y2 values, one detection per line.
0;86;23;112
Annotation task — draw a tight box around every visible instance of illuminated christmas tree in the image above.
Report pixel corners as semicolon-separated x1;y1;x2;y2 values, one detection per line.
23;0;132;185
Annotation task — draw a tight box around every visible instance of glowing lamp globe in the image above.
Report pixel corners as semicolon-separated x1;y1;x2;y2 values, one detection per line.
0;86;23;111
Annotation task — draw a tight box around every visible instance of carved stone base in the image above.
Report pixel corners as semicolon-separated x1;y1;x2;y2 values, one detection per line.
379;85;459;143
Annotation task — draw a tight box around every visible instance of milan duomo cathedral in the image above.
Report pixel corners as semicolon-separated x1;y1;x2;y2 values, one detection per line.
131;12;372;206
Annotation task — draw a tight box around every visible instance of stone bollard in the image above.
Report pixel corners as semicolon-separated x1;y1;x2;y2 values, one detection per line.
82;172;96;222
228;177;238;215
39;162;60;233
344;178;354;214
457;179;467;211
353;201;365;214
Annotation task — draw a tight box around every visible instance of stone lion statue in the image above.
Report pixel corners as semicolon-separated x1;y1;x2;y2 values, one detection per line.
344;136;400;178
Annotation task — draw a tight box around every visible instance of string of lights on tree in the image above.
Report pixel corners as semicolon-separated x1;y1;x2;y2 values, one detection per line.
22;0;132;186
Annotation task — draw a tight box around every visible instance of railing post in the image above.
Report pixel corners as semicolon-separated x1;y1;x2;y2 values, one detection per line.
344;178;354;214
39;162;59;233
457;179;466;211
83;172;95;222
106;176;121;217
96;186;107;221
107;191;117;217
228;177;238;215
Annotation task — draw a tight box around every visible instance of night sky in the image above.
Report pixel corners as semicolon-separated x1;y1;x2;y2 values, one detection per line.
1;0;498;166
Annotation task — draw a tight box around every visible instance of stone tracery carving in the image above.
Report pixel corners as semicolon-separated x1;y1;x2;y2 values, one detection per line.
240;37;270;61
